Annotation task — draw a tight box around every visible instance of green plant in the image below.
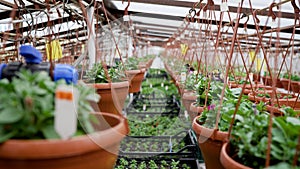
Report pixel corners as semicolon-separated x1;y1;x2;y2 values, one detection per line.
184;73;202;91
230;110;300;168
129;159;138;168
119;158;129;167
127;115;190;136
182;163;191;169
283;72;300;81
149;160;158;169
138;161;147;169
160;160;168;169
197;87;261;132
0;70;100;143
170;159;180;169
125;57;140;70
267;162;300;169
195;79;223;107
85;63;126;83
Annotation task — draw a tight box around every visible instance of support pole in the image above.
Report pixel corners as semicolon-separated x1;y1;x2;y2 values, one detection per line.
87;6;96;69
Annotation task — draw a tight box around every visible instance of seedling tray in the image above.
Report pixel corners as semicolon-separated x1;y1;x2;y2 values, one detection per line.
126;97;180;117
137;93;178;101
114;157;201;169
119;130;202;160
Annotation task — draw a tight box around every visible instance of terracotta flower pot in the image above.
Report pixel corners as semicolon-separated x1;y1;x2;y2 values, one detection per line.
280;78;292;91
253;73;260;82
192;116;228;169
220;142;251;169
189;102;205;120
265;76;272;86
248;91;300;109
275;78;283;88
265;105;284;116
182;92;197;121
228;81;238;88
291;81;300;93
147;59;154;68
262;76;267;85
237;83;265;95
0;112;129;169
126;69;146;93
92;81;129;116
175;81;184;95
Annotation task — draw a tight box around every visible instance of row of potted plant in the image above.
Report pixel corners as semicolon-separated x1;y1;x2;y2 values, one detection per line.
188;75;300;168
84;56;154;116
0;47;155;169
162;58;300;168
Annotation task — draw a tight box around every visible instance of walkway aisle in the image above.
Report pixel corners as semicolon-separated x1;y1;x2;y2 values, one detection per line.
114;68;204;169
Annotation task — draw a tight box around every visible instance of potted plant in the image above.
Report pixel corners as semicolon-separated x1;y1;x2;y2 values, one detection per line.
248;90;300;109
182;73;201;121
85;63;129;115
124;57;146;93
0;70;129;169
289;73;300;93
280;72;293;91
192;85;259;169
190;78;223;119
220;107;300;169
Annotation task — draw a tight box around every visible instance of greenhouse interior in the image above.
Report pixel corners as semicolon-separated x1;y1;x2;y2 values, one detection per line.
0;0;300;168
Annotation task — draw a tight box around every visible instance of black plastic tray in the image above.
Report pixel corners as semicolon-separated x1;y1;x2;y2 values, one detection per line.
114;157;201;169
119;130;202;160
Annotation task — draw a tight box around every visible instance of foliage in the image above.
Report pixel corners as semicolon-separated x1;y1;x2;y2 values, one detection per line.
197;87;257;131
141;77;179;98
114;158;192;169
184;73;202;91
283;72;300;81
0;70;100;143
139;54;155;63
230;111;300;168
85;63;126;83
195;78;223;107
127;115;190;136
125;57;139;70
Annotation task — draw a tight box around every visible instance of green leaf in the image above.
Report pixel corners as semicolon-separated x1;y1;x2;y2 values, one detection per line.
0;107;23;123
286;117;300;126
41;125;61;139
0;130;17;143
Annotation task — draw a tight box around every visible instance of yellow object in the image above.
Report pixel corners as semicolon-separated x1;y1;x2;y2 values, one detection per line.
46;40;63;61
249;50;264;72
181;43;188;55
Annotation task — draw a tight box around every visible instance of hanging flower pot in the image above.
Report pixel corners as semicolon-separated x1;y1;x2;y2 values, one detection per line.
85;63;129;116
189;102;204;121
280;78;292;91
0;70;129;169
248;90;300;109
182;92;197;121
223;109;300;168
126;68;146;93
192;85;260;169
265;105;284;116
92;81;129;115
220;142;251;169
237;83;265;95
192;117;228;169
253;73;261;82
291;81;300;93
0;112;129;169
275;78;284;88
263;75;272;86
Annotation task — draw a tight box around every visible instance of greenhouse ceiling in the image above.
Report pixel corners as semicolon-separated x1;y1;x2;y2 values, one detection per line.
0;0;300;58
